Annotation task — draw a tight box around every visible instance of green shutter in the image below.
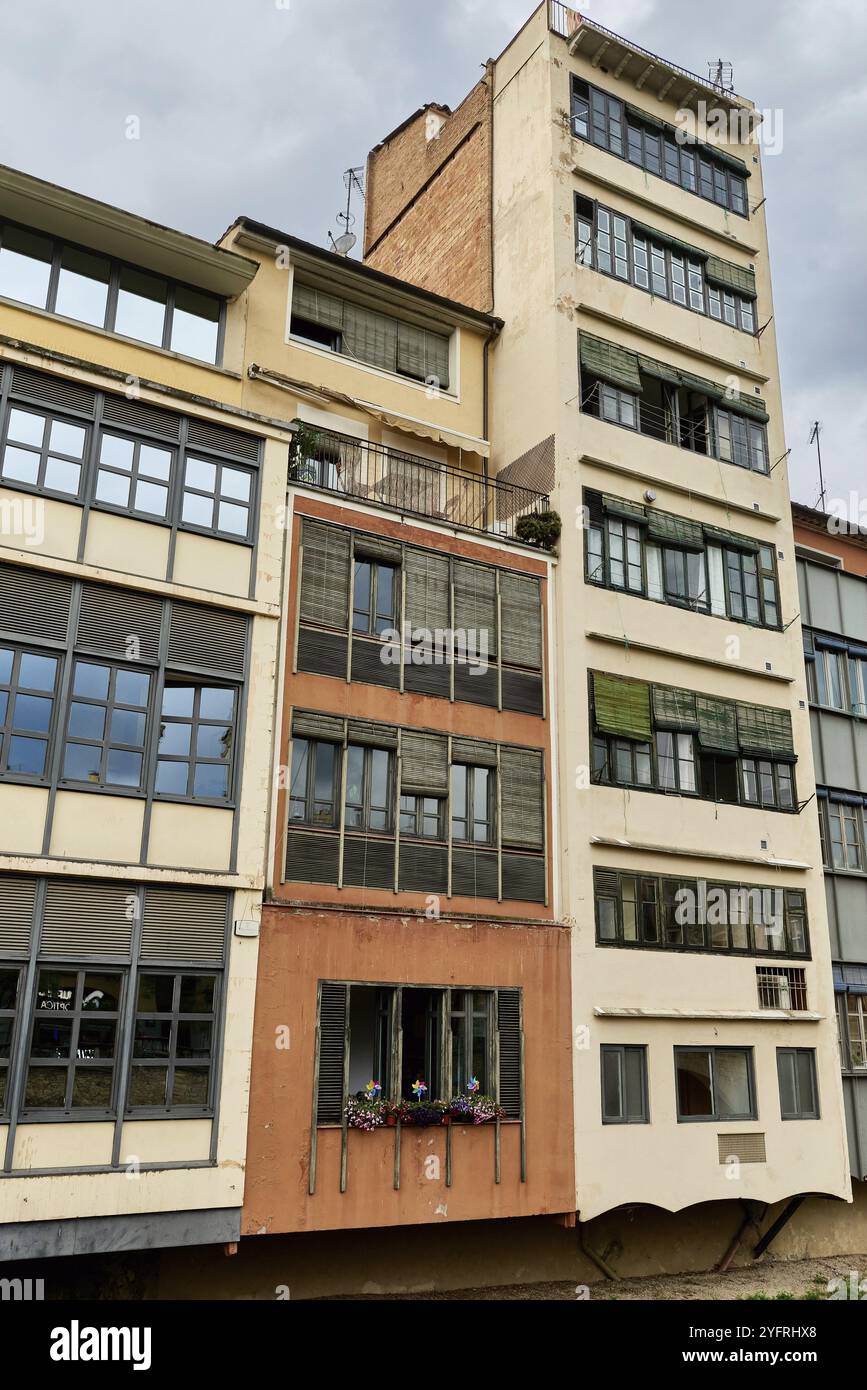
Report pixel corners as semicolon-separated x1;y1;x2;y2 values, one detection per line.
579;334;642;393
631;222;707;263
400;732;449;797
342;303;397;372
603;495;648;523
645;511;704;550
316;982;349;1125
592;673;652;742
292;711;345;742
347;720;398;749
292;281;344;330
451;737;498;768
500;574;542;670
679;369;725;401
405;549;450;634
300;521;351;630
696;696;739;754
636;354;682;387
500;748;544;850
736;703;796;760
705;256;757;301
454;562;498;657
734;393;769;423
703;524;760;554
652;686;699;732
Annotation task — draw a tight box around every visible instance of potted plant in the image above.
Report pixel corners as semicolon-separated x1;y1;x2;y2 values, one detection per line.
404;1101;446;1128
344;1095;387;1131
515;510;562;552
288;421;323;485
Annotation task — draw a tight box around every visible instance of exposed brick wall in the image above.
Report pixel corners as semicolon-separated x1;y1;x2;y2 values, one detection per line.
364;78;494;313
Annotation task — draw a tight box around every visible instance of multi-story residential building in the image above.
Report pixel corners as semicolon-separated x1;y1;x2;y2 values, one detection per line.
363;0;851;1255
0;163;289;1261
793;504;867;1186
212;217;575;1292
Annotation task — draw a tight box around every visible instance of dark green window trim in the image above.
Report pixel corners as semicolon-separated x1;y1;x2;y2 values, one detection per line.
675;1046;757;1123
776;1047;819;1120
601;1044;649;1124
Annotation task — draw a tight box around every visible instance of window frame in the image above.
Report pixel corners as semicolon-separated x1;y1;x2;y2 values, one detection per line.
451;761;495;846
0;644;61;783
0;964;23;1118
0;217;226;365
288;735;341;829
21;965;125;1119
821;799;864;872
674;1045;757;1123
601;1043;649;1125
776;1047;820;1121
843;994;867;1072
352;557;399;638
126;969;219;1116
154;678;239;806
92;429;175;527
60;658;153;795
344;743;394;835
0;401;90;503
399;792;446;842
179;454;255;543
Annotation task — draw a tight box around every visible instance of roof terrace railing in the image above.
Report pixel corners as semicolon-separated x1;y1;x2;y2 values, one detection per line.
289;425;550;541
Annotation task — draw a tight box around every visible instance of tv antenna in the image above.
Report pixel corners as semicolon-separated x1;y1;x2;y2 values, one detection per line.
707;59;734;94
809;421;827;512
328;167;364;256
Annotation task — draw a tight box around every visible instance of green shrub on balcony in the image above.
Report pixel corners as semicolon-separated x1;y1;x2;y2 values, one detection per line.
515;510;561;551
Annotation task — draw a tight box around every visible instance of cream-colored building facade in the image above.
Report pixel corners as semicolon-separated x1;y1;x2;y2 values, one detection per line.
0;164;289;1255
363;1;851;1230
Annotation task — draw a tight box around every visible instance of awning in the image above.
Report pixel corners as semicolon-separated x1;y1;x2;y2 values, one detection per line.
703;524;761;554
652;686;699;733
593;672;652;742
580;334;642;393
736;703;796;761
646;511;704;550
705;255;758;301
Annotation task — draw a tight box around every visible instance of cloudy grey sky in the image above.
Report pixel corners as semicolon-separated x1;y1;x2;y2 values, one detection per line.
2;0;864;509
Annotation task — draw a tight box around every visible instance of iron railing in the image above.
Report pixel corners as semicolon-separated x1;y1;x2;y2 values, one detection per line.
289;426;550;540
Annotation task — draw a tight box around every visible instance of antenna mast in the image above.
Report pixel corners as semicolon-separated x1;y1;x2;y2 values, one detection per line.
328;167;365;256
809;421;827;512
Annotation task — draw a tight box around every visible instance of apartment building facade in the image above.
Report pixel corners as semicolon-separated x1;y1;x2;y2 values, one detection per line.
0;164;289;1260
214;218;575;1263
365;1;851;1239
794;505;867;1183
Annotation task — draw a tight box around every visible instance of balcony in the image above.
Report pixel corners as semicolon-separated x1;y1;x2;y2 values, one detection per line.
289;424;550;542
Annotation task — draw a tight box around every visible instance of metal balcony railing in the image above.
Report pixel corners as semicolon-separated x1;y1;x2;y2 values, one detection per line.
289;426;550;540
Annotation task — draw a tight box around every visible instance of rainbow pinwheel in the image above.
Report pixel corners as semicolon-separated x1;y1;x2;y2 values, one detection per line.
467;1077;480;1093
365;1081;382;1101
412;1080;427;1101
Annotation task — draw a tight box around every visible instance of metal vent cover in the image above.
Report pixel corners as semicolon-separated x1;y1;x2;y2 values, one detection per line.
186;417;260;463
77;583;162;661
168;602;246;676
10;366;96;417
140;888;227;962
0;877;37;954
0;564;72;643
718;1133;766;1165
101;393;182;441
41;881;133;958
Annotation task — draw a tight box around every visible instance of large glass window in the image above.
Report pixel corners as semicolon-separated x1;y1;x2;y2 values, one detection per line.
181;456;252;539
170;286;221;361
1;405;87;497
400;794;444;840
675;1046;755;1121
95;432;173;519
114;267;168;346
813;648;846;711
0;967;21;1114
23;967;122;1114
55;247;110;327
345;745;392;833
0;646;59;778
449;989;491;1097
824;801;864;871
61;660;151;790
0;225;52;306
845;996;867;1071
288;737;339;827
451;763;494;845
128;972;216;1111
776;1048;819;1120
155;680;236;801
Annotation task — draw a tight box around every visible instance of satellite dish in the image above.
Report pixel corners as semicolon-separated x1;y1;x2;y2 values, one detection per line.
331;232;357;256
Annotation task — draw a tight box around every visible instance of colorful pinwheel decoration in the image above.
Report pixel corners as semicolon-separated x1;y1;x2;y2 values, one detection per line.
467;1076;480;1094
365;1080;382;1101
412;1079;427;1101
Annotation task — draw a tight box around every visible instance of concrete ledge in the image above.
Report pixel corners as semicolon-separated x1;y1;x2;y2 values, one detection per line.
0;1207;241;1263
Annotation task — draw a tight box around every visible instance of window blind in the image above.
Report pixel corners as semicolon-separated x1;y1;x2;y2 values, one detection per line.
580;334;642;392
652;686;699;732
400;731;449;797
315;982;348;1125
300;521;351;630
500;748;544;850
736;703;796;761
500;573;542;671
454;562;498;656
696;695;740;754
404;549;450;634
593;672;652;741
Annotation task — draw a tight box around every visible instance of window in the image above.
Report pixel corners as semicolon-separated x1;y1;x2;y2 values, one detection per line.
451;763;494;844
353;559;397;636
23;968;123;1114
812;647;846;710
777;1048;819;1120
845;995;867;1071
595;869;809;959
95;432;173;519
606;518;643;592
1;405;87;497
656;732;697;793
127;972;216;1111
741;758;794;810
0;967;21;1113
570;79;749;218
449;989;492;1098
823;801;864;871
181;456;252;539
757;967;807;1011
291;281;451;390
601;1044;648;1124
662;547;707;610
0;220;224;363
675;1047;755;1122
400;794;444;840
345;745;392;832
716;408;769;474
0;646;59;778
155;681;236;802
289;737;339;827
61;660;151;791
598;382;638;429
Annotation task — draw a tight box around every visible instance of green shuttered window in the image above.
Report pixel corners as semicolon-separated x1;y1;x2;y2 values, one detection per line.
300;521;351;630
593;672;652;741
500;748;544;850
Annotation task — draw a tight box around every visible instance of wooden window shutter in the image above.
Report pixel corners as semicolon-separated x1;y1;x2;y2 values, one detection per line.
342;303;397;372
0;563;72;643
454;562;498;657
500;748;544;850
315;982;349;1125
300;521;350;631
168;601;247;676
77;583;162;662
405;549;450;634
352;534;402;564
651;686;699;732
41;881;133;957
0;876;36;954
451;737;498;768
736;703;796;761
592;672;652;741
292;711;345;742
579;334;642;392
496;988;523;1120
594;867;622;898
696;695;739;754
292;281;344;330
140;888;228;962
500;574;542;670
400;731;449;797
645;512;704;550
